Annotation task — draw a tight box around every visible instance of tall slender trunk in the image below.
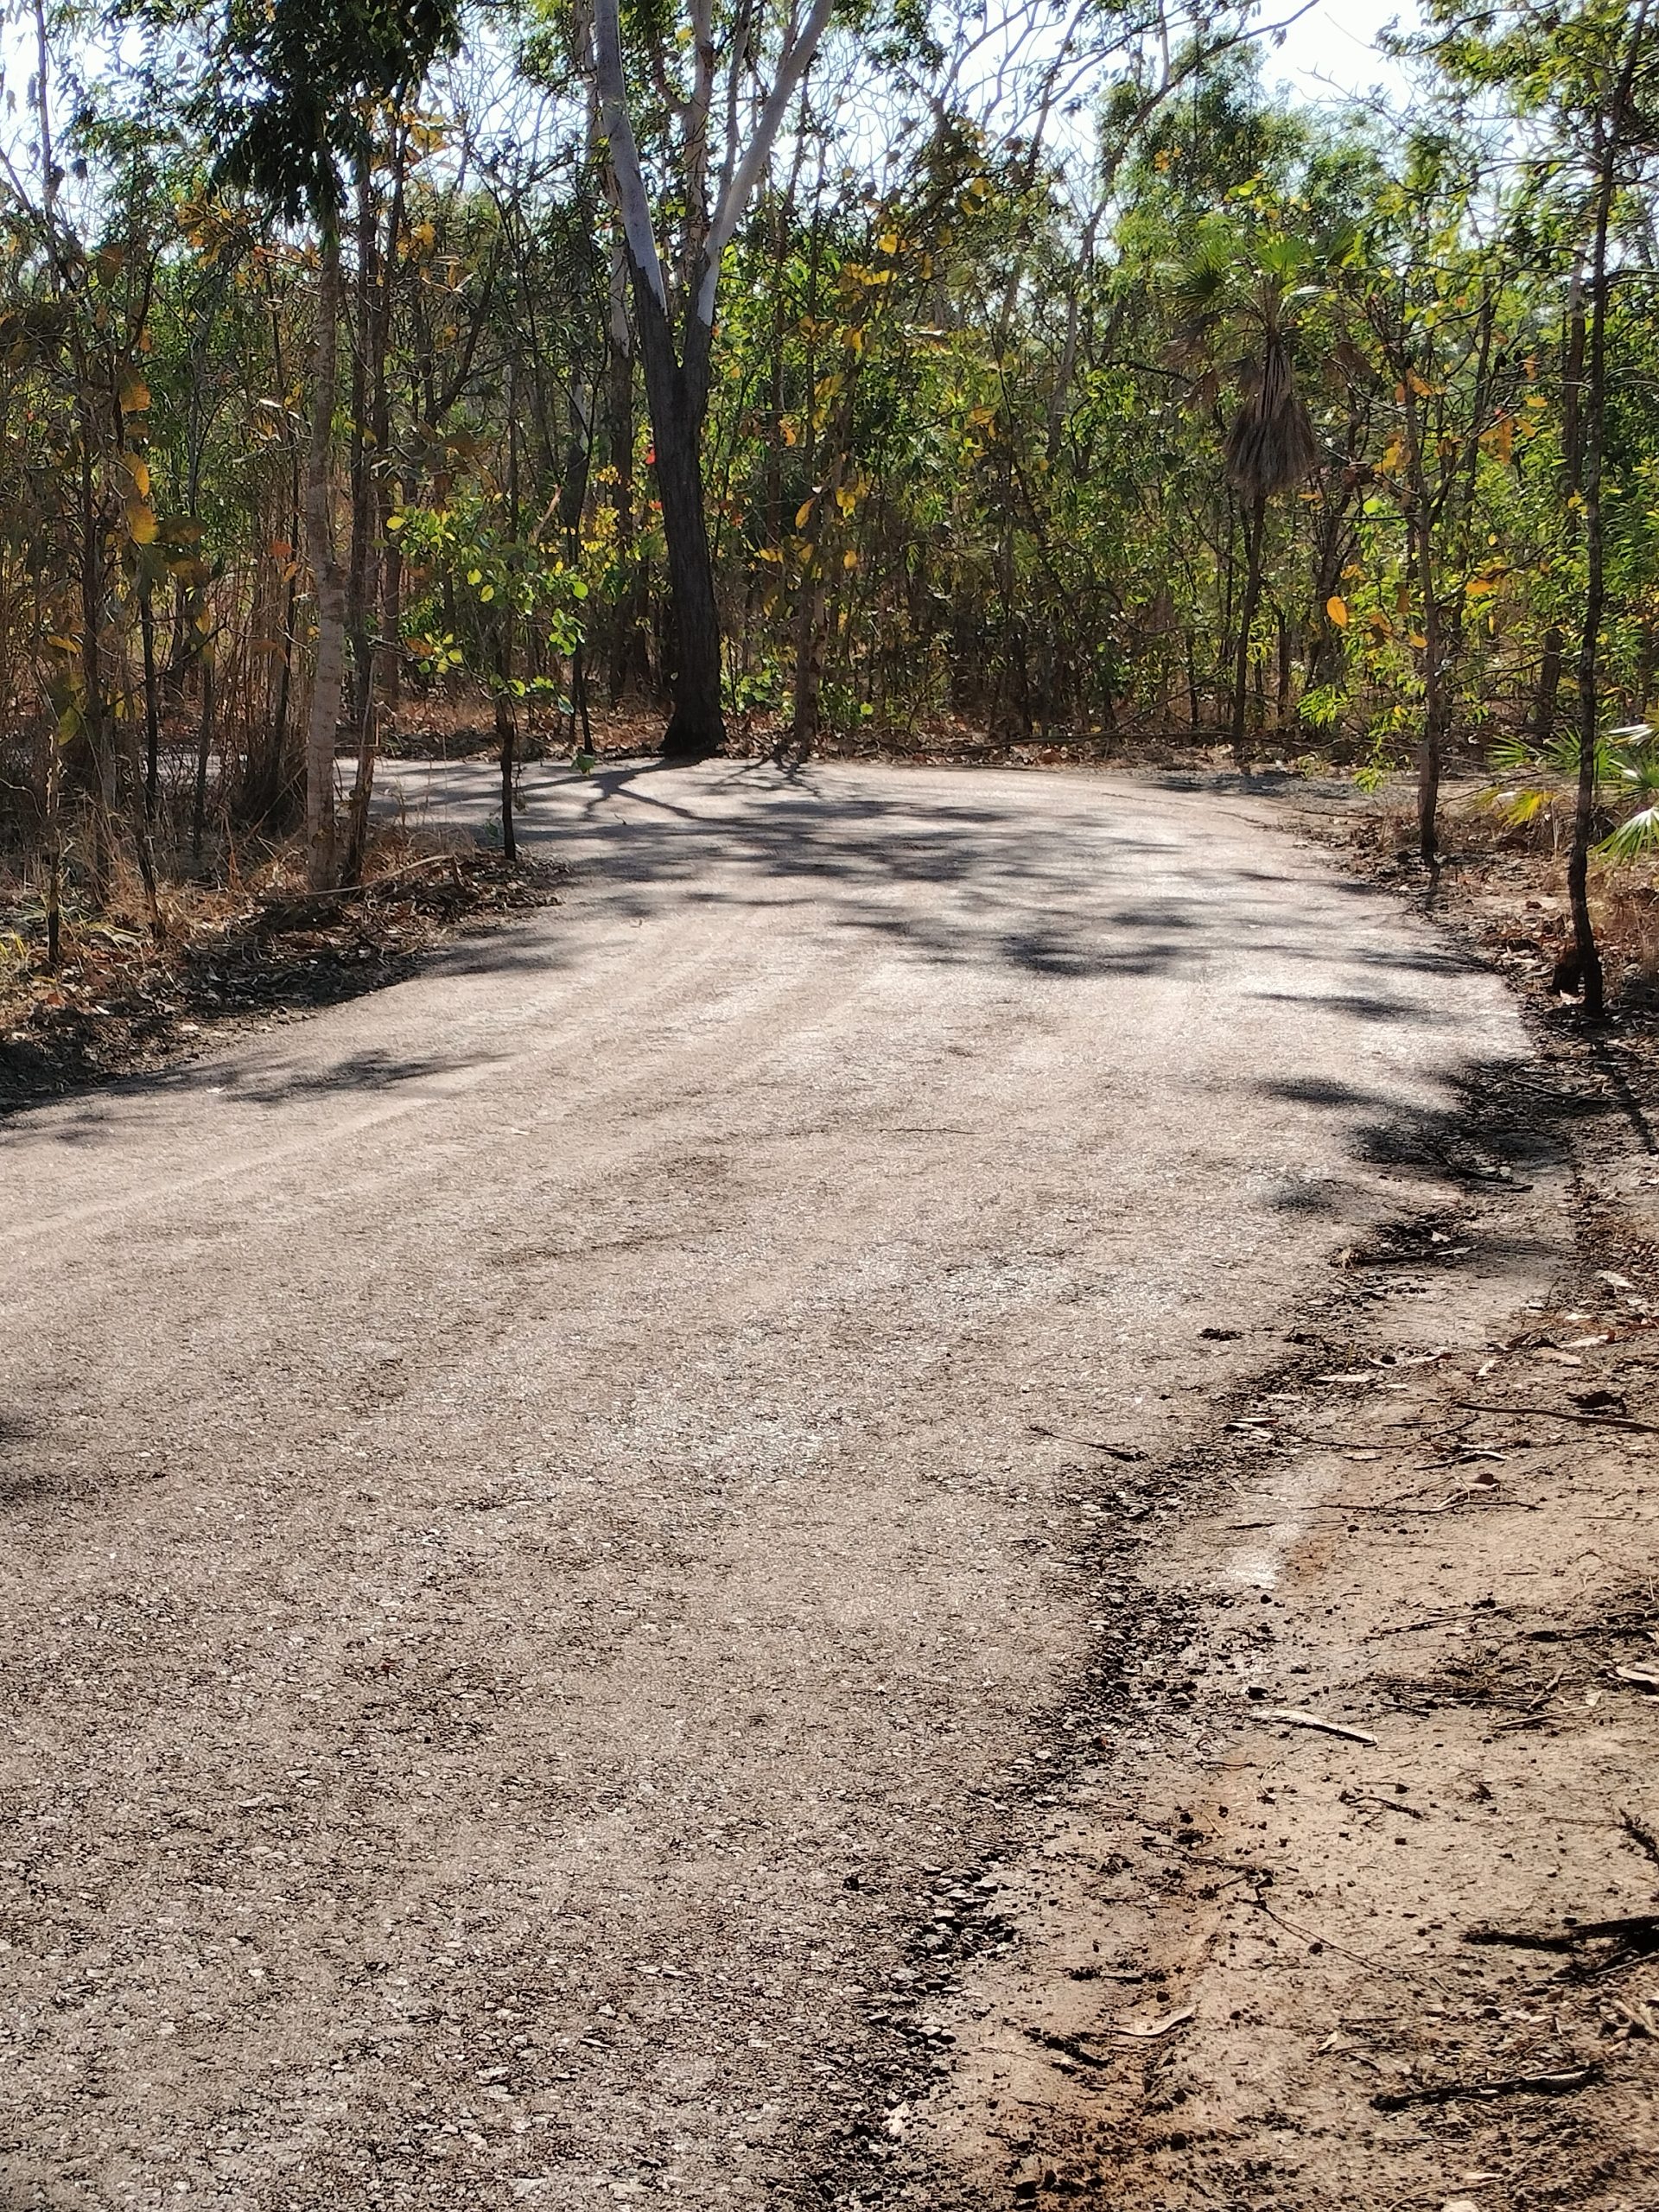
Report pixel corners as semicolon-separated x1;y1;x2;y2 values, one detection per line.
1531;626;1565;747
1409;512;1446;869
345;149;399;887
303;233;346;890
631;279;724;758
1566;16;1644;1019
603;248;642;703
1229;494;1266;765
496;627;518;865
139;576;160;818
1396;371;1447;868
191;652;215;866
342;158;378;886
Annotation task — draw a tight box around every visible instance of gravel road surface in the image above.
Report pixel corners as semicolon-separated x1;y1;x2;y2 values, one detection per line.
1;761;1524;2209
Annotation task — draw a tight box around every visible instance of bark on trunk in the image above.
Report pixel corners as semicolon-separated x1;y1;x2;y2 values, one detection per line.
191;652;215;866
1410;516;1446;870
632;279;725;758
139;578;160;819
303;234;346;891
1229;495;1266;765
1565;18;1643;1022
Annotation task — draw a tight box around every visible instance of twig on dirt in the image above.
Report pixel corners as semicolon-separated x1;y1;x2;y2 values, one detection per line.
1246;1890;1382;1971
1448;1398;1659;1438
1027;1423;1146;1462
1259;1707;1378;1745
1027;2027;1114;2069
1344;1790;1426;1820
1465;1912;1659;1955
1370;2063;1600;2111
1619;1808;1659;1871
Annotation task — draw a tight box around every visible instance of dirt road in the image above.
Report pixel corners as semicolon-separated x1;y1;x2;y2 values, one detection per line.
1;762;1540;2209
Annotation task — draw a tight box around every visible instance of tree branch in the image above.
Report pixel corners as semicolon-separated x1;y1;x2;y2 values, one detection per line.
696;0;836;328
593;0;669;311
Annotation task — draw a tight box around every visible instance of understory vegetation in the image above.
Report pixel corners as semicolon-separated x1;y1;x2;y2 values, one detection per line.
1;0;1657;1012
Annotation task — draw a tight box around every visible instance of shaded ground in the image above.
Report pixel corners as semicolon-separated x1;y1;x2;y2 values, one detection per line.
0;848;555;1116
0;760;1535;2211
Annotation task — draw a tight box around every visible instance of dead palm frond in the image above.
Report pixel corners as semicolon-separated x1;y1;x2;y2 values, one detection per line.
1225;329;1319;499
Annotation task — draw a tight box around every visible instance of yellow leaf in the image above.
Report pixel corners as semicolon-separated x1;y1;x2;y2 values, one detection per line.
126;457;151;499
125;500;159;543
1325;594;1349;628
835;485;857;516
842;325;864;353
842;549;858;570
795;499;815;529
118;376;150;414
779;417;798;447
1465;575;1500;599
877;232;899;256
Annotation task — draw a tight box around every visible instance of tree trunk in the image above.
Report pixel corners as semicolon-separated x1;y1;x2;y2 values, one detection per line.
1229;494;1266;765
1531;625;1565;747
343;157;381;886
496;615;518;864
139;576;160;819
303;233;346;890
191;651;215;867
1410;515;1446;870
1565;16;1644;1020
631;279;725;758
603;250;644;703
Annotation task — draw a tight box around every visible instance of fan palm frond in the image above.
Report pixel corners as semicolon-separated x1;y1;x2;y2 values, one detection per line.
1599;805;1659;861
1224;330;1319;499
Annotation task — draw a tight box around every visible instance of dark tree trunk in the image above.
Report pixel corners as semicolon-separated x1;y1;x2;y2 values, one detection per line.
1230;495;1267;765
496;621;518;867
1409;513;1446;870
629;276;725;760
191;652;215;867
139;577;160;819
1531;626;1565;747
343;155;382;886
1565;16;1644;1022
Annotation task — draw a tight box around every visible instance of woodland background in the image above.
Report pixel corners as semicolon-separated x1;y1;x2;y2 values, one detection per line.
0;0;1656;1009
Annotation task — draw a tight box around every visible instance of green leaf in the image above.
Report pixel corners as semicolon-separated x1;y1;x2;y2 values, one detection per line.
1599;807;1659;861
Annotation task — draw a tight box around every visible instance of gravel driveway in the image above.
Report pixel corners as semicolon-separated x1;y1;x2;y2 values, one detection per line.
0;760;1524;2209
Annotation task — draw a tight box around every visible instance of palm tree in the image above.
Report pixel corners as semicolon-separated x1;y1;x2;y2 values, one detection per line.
1173;228;1324;762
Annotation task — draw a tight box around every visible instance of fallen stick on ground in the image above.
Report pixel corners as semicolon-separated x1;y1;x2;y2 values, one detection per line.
1465;1911;1659;1954
1448;1398;1659;1437
1027;1423;1145;1461
1371;2063;1600;2111
1259;1707;1378;1745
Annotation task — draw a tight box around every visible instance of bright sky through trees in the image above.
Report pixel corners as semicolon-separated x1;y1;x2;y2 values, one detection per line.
1269;0;1419;103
